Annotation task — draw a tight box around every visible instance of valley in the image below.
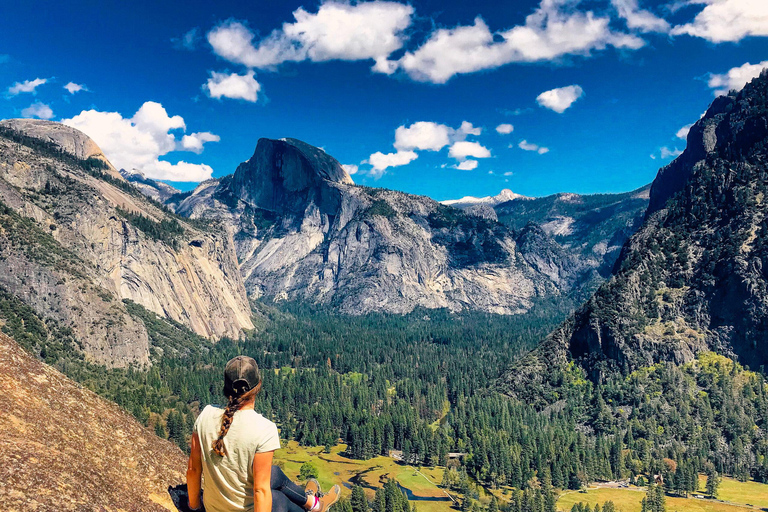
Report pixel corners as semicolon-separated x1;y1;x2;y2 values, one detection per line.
2;66;768;512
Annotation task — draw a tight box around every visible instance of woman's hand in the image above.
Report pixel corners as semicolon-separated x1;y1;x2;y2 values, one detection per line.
253;451;274;512
187;432;203;510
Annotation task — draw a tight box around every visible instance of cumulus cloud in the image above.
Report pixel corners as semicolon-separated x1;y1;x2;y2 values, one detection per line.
496;123;514;134
342;164;359;175
181;132;221;153
367;120;487;175
676;123;693;139
671;0;768;43
62;101;218;182
394;121;452;151
204;70;261;102
455;160;479;170
536;85;584;113
21;102;54;120
611;0;670;33
366;150;418;177
392;1;644;83
64;82;87;94
207;2;413;73
8;77;48;96
708;60;768;96
449;141;491;160
518;140;549;154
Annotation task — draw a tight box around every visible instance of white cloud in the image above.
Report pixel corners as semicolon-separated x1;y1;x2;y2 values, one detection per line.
208;2;413;73
342;164;359;175
21;102;54;120
204;70;261;102
449;141;491;160
659;146;683;159
392;1;644;83
64;82;87;94
394;122;452;151
455;160;479;170
536;84;584;113
181;132;221;153
496;123;514;134
676;123;693;139
457;121;482;136
518;140;549;154
8;77;48;96
708;60;768;96
366;150;418;177
391;120;482;152
671;0;768;43
369;119;485;176
503;171;514;176
611;0;670;33
62;101;217;182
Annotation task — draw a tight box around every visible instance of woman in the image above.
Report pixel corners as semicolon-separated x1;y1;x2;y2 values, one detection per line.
187;356;341;512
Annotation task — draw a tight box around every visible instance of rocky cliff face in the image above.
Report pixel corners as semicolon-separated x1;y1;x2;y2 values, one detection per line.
0;332;186;511
0;120;253;366
501;70;768;400
175;138;555;315
120;168;181;203
448;186;650;296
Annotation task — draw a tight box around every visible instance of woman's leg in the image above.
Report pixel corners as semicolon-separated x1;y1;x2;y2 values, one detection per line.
272;490;306;512
271;466;313;508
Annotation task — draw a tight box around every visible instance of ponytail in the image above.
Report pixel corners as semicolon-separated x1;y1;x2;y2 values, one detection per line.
212;382;261;456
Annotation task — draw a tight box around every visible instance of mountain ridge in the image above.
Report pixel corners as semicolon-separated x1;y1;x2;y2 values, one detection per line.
501;69;768;404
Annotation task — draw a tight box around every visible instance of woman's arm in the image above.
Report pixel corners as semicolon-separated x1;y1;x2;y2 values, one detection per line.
253;451;274;512
187;432;203;510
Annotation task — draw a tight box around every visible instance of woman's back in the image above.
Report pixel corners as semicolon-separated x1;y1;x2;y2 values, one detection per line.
194;405;281;512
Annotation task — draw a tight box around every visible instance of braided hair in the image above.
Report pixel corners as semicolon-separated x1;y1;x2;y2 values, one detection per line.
212;381;262;457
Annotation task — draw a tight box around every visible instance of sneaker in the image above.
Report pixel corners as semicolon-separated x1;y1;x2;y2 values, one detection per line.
318;485;341;512
306;479;321;497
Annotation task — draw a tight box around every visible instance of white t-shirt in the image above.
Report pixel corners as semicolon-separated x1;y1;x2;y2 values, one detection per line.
194;405;281;512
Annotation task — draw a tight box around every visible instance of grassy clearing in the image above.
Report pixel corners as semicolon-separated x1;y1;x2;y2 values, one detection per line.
696;475;768;509
557;486;765;512
273;441;455;512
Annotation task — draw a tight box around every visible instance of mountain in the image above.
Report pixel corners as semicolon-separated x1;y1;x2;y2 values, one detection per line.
441;188;530;209
0;332;186;510
0;119;253;367
173;137;556;315
448;186;650;295
502;70;768;400
120;168;181;203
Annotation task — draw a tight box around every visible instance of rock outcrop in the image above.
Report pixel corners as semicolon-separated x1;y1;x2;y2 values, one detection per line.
501;70;768;401
0;332;186;511
0;120;253;366
120;168;181;203
175;138;555;315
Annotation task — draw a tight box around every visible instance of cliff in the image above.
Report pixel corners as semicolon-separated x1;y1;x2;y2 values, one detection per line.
0;120;253;366
175;138;555;315
501;70;768;403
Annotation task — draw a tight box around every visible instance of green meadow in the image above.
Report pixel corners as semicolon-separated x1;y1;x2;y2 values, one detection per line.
274;443;768;512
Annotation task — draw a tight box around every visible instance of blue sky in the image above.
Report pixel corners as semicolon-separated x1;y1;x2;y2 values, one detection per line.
1;0;766;201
